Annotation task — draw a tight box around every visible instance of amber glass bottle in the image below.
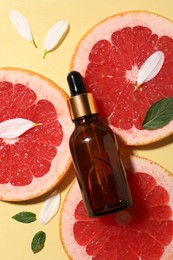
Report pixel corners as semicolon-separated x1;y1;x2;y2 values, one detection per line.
67;71;133;217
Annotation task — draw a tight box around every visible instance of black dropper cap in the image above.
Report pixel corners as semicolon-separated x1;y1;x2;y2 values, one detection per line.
67;71;86;97
67;71;98;120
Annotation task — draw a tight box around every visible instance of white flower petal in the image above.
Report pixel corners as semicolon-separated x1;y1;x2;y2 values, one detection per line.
9;9;37;47
136;51;165;90
39;190;61;225
43;20;69;57
0;118;41;139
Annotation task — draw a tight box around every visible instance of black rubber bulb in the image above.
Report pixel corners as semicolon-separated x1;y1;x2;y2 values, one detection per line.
67;71;86;96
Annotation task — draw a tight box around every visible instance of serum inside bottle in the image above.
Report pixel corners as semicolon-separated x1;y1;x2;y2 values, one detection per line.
67;71;133;217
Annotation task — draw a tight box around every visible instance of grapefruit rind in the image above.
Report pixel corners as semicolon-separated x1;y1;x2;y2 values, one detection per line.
60;155;173;260
0;68;73;201
111;123;173;146
71;11;173;145
71;11;173;76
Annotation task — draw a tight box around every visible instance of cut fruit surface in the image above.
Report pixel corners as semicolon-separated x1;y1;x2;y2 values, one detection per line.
0;68;73;201
71;11;173;145
60;155;173;260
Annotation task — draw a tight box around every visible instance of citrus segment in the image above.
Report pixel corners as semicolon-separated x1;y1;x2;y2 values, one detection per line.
72;11;173;145
60;155;173;259
0;68;73;201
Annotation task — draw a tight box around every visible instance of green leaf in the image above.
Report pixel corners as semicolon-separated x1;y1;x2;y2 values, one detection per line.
142;97;173;130
12;212;36;223
31;231;46;254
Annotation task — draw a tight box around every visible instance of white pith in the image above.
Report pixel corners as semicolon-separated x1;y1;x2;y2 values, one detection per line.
125;65;139;84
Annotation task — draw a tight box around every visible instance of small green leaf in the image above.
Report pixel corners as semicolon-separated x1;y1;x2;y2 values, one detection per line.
12;212;36;223
31;231;46;254
142;97;173;130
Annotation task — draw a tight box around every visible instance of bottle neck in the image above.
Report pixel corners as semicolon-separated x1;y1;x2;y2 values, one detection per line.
67;93;98;120
74;113;99;126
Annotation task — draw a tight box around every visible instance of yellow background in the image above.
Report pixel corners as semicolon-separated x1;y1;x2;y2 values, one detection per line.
0;0;173;259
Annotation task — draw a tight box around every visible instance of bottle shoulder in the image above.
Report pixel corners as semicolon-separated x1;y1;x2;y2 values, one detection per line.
70;116;115;145
72;118;112;133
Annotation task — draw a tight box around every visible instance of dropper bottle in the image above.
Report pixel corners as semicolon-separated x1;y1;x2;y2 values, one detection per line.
67;71;133;217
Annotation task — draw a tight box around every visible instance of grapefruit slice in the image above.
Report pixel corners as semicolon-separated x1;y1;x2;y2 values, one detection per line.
0;67;73;201
71;11;173;145
60;155;173;260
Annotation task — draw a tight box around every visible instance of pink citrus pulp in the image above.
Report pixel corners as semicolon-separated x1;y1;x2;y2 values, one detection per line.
0;68;73;201
71;11;173;145
60;155;173;259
